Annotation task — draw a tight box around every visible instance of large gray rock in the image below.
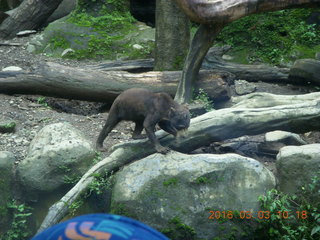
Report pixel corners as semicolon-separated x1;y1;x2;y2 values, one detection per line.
289;59;320;85
17;122;95;192
277;144;320;196
0;151;15;234
112;152;276;239
265;130;307;145
258;131;308;156
234;79;256;95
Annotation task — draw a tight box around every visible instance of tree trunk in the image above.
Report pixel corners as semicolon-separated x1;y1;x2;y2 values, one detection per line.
0;0;63;38
37;94;320;233
0;62;231;101
174;23;224;103
154;0;190;71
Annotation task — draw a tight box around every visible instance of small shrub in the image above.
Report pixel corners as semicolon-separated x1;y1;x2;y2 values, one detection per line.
256;172;320;239
0;201;32;240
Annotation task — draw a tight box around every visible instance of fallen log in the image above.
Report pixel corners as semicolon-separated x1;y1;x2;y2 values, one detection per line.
37;95;320;234
202;48;290;82
88;59;154;72
0;62;231;102
228;92;320;108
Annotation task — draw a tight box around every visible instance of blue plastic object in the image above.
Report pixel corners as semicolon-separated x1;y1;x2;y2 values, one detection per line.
32;213;169;240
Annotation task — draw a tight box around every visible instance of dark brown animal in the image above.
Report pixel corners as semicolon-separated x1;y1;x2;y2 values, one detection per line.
96;88;190;153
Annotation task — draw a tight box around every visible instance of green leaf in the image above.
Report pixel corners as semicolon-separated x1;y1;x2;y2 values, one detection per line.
311;226;320;236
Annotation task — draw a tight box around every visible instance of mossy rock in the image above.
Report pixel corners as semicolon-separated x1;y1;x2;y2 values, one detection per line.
0;151;15;234
28;19;97;57
27;1;154;60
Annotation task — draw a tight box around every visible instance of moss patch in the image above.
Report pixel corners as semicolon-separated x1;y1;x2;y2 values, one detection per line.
37;1;154;60
217;8;320;65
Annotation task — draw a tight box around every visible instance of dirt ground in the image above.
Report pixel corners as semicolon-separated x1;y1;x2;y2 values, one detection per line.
0;34;136;163
1;33;319;174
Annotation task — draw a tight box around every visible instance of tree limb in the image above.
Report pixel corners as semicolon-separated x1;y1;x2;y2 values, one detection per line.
172;0;320;24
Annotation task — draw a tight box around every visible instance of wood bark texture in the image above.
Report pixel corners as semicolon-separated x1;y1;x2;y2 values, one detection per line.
154;0;190;70
174;23;224;103
172;0;320;24
0;62;230;101
0;0;63;38
37;94;320;233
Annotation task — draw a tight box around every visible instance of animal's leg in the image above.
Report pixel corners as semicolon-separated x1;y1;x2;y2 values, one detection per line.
96;115;120;151
143;115;170;154
132;121;145;139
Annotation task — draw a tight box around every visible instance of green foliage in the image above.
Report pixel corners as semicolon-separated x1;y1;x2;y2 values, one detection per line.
257;172;320;239
59;165;81;185
217;8;320;65
193;88;214;112
195;176;211;184
68;199;84;216
161;216;196;240
3;122;16;129
163;178;178;187
36;97;49;107
87;171;114;195
0;201;32;240
110;203;138;219
49;35;70;50
62;1;149;60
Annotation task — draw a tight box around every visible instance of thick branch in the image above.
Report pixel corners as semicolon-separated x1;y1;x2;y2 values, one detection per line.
37;95;320;233
173;0;320;24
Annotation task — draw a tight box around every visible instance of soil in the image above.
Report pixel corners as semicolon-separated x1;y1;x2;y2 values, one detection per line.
0;34;135;163
1;33;319;175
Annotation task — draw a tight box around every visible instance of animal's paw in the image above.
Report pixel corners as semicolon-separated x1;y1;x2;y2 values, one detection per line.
96;144;107;152
155;145;171;154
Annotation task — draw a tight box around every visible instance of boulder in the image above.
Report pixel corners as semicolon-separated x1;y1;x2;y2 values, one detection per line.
258;131;307;156
289;59;320;85
276;144;320;197
0;151;15;234
17;122;95;193
111;151;276;239
234;79;256;95
265;130;307;145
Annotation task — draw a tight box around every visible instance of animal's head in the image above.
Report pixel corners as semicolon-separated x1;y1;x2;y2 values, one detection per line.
158;103;190;136
169;104;190;131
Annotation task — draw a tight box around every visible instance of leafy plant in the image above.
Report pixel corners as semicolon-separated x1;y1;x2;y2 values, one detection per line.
257;172;320;239
193;88;214;112
36;97;49;107
1;201;32;240
161;216;196;240
87;171;114;196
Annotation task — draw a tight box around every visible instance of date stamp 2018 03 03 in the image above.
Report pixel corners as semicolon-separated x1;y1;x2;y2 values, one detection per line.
208;210;308;220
